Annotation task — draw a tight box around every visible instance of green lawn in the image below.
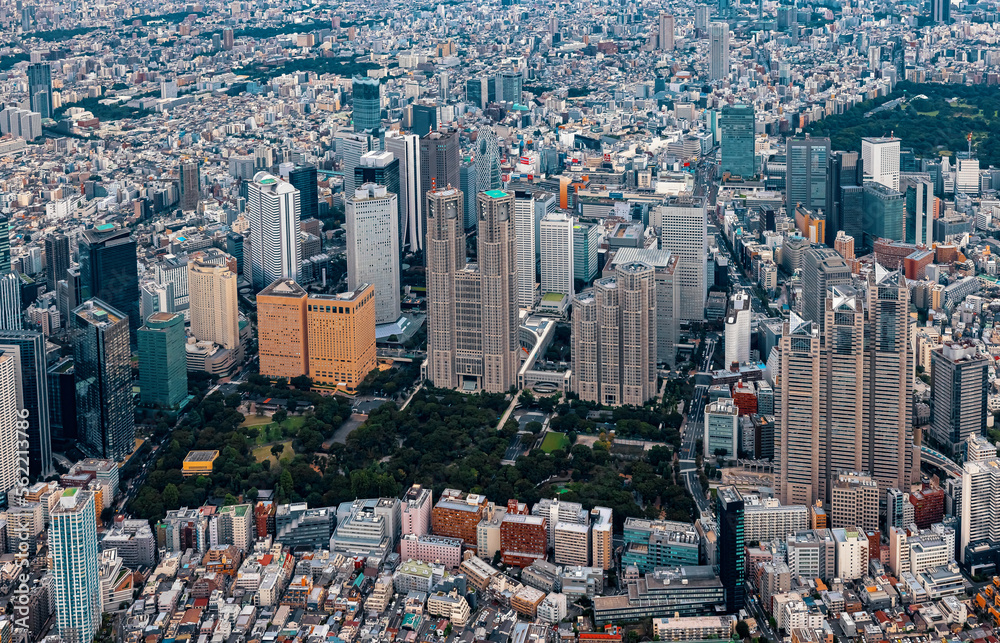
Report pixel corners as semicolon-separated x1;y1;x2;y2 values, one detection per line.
240;415;273;427
540;431;570;454
252;440;295;465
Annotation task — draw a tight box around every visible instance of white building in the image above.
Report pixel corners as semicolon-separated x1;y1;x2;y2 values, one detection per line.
188;260;239;350
514;193;537;309
861;137;901;191
709;22;730;81
704;397;739;460
743;497;810;542
346;183;401;324
385;132;422;252
833;528;869;580
659;195;707;321
0;351;17;499
960;457;1000;567
247;172;301;291
540;212;574;298
51;489;102;643
957;157;980;196
537;593;567;624
724;290;751;366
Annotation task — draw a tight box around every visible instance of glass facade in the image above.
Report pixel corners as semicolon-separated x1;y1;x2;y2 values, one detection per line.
0;330;52;478
289;165;319;222
718;486;745;612
786;137;831;213
352;75;382;134
720;104;755;178
138;312;188;409
79;226;140;336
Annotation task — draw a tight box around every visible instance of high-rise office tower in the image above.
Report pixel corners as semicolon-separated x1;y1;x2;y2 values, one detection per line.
828;151;863;245
862;182;905;247
801;248;851;332
475;126;502;195
709;22;730;81
901;174;935;246
956;155;980;196
425;188;520;393
223;28;234;49
355;151;402;246
864;266;914;495
73;300;134;462
862;137;901;191
724;290;751;367
659;195;707;321
0;272;21;330
346;183;401;324
571;262;657;406
0;215;9;274
717;486;745;612
137;312;187;409
459;160;478;230
257;279;309;381
352;75;382;134
179;159;200;212
411;103;437;137
50;488;102;643
658;13;675;50
288;165;318;223
495;70;523;103
573;222;600;284
337;129;371;199
0;329;52;478
0;351;17;500
513;191;537;309
695;5;710;33
466;76;489;109
786;136;831;215
305;286;377;392
79;225;140;336
248;172;301;291
609;248;680;367
419;129;461;245
930;340;988;458
932;0;950;24
188;259;239;349
720;104;755;178
26;62;52;119
540;212;574;298
45;233;70;293
385;132;422;251
776;313;822;506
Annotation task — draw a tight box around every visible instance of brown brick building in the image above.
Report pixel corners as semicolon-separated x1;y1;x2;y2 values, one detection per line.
431;489;489;545
500;513;547;567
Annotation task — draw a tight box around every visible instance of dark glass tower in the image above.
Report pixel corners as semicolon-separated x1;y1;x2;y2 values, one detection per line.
0;330;52;478
717;486;745;613
27;63;52;119
179;159;200;212
72;300;134;462
0;215;10;274
45;233;70;292
720;104;755;179
352;75;382;134
288;165;318;222
79;226;139;336
411;104;437;137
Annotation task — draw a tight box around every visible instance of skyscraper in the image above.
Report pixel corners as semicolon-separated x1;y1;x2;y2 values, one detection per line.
0;329;52;479
573;222;600;284
0;215;9;274
930;340;988;458
0;272;21;330
862;182;906;247
659;195;707;321
539;212;574;298
658;13;675;50
776;313;822;506
337;130;372;198
496;70;523;103
248;172;301;291
571;262;657;406
610;248;680;367
355;151;402;246
188;259;239;349
474;126;502;195
352;75;382;134
288;165;319;223
709;22;730;81
222;28;234;49
720;104;755;178
459;160;478;230
425;188;520;393
411;103;437;137
864;266;914;495
513;190;537;309
786;136;831;214
73;300;133;462
902;174;935;246
50;488;102;643
801;248;851;332
138;312;188;409
257;279;309;381
346;183;401;324
419;129;461;245
862;137;901;191
179;159;200;212
724;290;751;367
45;233;70;294
717;486;745;612
0;351;20;501
931;0;950;22
305;286;377;392
26;62;52;119
385;132;422;251
828;151;863;246
79;225;141;336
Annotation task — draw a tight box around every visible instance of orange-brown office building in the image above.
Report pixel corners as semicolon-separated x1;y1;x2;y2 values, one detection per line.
432;489;490;545
257;278;376;393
